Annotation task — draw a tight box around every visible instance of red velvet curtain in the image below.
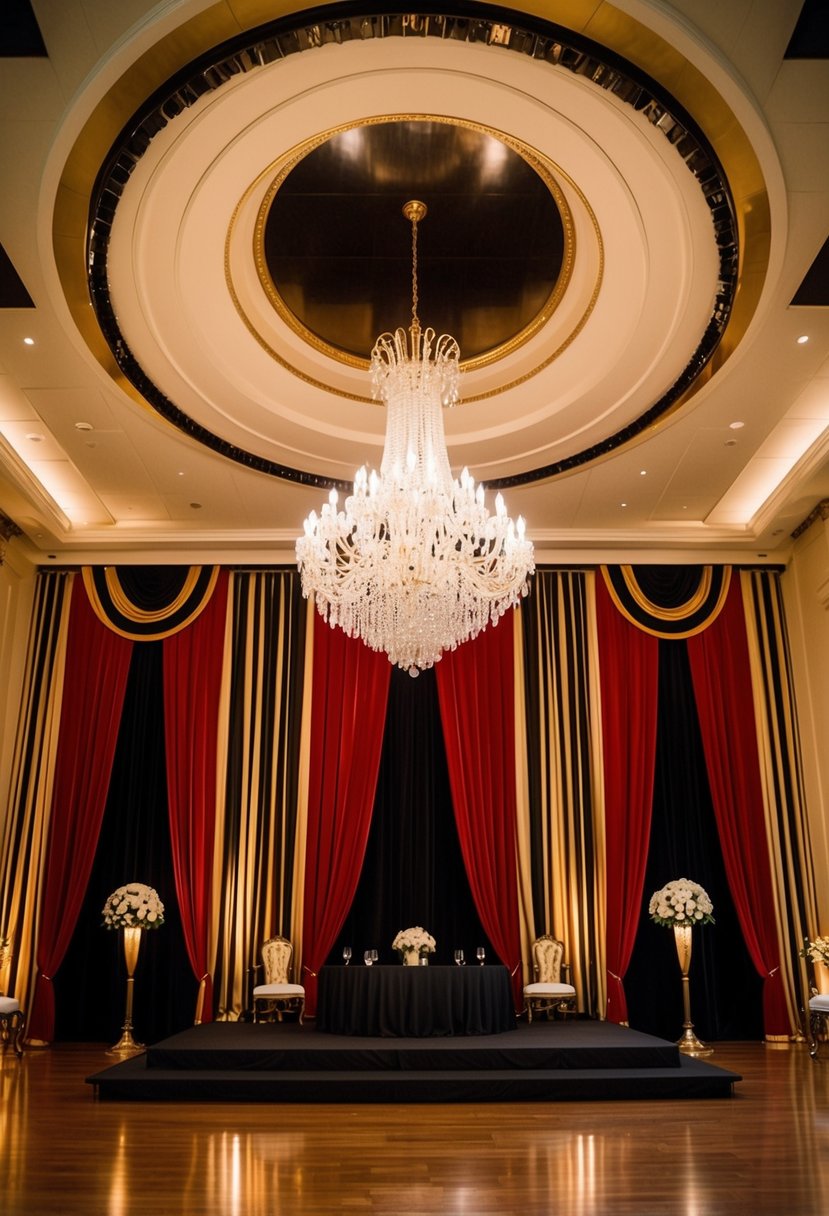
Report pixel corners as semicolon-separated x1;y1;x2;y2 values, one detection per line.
595;575;660;1024
302;618;391;1015
162;570;229;1024
435;615;524;1010
28;579;133;1041
686;577;790;1036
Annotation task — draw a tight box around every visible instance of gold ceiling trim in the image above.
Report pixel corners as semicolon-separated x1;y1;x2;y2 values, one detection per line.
250;115;576;374
51;0;770;451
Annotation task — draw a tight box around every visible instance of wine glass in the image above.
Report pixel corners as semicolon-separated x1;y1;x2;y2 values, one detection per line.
371;948;378;965
364;949;373;966
454;949;465;966
476;946;485;966
343;946;352;966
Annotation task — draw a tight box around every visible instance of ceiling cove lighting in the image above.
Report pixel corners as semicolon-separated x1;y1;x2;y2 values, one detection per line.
296;200;534;675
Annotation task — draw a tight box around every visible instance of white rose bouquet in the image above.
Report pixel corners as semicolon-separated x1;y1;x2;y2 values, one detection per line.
392;926;436;957
649;878;714;928
102;882;165;930
800;936;829;967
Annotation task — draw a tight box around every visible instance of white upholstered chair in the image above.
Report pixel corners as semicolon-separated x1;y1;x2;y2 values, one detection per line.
252;936;305;1024
0;994;25;1058
807;993;829;1059
523;935;576;1023
0;937;25;1058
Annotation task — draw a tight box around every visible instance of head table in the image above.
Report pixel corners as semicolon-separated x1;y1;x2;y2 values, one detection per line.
316;963;517;1037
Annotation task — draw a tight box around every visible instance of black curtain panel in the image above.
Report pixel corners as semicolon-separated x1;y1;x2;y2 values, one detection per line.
54;642;196;1044
330;666;494;967
625;640;763;1041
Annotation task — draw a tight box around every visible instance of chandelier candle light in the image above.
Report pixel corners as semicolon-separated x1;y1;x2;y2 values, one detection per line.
296;200;534;674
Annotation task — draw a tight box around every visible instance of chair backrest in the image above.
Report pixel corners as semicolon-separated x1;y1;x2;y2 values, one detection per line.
262;936;293;984
533;935;564;983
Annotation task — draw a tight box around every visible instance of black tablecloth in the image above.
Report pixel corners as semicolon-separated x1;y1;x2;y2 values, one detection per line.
316;964;516;1036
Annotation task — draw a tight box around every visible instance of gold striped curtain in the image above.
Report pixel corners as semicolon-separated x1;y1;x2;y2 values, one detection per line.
515;569;605;1016
741;569;820;1033
210;571;311;1019
0;571;73;1010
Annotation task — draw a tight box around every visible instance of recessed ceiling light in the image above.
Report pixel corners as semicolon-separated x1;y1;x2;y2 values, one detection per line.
74;421;93;432
23;337;34;346
639;469;647;476
725;439;737;447
796;334;809;344
25;432;44;442
620;502;628;508
729;421;744;430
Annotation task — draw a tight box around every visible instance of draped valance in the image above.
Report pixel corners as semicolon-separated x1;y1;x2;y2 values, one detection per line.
600;565;731;638
82;566;219;639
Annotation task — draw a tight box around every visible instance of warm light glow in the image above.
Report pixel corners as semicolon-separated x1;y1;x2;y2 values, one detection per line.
796;334;809;344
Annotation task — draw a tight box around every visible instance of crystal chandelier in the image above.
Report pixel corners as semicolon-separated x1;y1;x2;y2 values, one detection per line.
296;200;534;674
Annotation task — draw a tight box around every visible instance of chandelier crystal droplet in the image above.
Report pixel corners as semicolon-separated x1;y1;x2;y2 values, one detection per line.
295;199;535;674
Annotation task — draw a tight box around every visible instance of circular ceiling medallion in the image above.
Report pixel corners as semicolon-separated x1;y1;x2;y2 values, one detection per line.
256;118;571;368
59;5;753;490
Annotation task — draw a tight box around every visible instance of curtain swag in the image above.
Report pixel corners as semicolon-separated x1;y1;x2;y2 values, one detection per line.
600;565;731;638
82;566;220;639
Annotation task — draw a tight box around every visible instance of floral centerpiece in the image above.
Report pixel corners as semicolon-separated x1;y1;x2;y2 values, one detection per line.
800;936;829;967
392;926;436;965
649;878;714;928
102;882;165;930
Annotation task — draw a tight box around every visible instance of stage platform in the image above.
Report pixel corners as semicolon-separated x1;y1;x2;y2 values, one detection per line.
86;1019;741;1102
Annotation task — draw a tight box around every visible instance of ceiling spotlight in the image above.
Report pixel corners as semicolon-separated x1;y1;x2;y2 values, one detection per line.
75;421;94;432
796;335;809;344
729;421;744;430
23;337;34;346
25;432;44;442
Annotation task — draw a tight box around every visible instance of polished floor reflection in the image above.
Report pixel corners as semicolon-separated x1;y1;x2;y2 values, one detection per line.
1;1041;827;1215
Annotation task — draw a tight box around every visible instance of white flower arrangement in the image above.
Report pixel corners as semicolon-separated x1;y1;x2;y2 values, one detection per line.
800;936;829;967
392;926;436;957
102;882;165;930
649;878;714;928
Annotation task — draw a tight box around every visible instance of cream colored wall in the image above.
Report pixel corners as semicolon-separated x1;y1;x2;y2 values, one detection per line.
0;543;36;839
783;517;829;929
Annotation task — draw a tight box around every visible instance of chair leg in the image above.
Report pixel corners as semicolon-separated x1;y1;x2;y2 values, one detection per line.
809;1010;826;1060
0;1010;25;1059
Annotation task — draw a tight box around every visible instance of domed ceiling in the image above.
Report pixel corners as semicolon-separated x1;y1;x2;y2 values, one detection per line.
76;5;747;490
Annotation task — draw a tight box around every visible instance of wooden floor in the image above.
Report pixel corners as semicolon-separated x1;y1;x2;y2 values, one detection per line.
2;1040;827;1215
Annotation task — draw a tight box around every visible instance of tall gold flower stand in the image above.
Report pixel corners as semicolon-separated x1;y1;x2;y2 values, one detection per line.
673;923;713;1057
107;926;144;1056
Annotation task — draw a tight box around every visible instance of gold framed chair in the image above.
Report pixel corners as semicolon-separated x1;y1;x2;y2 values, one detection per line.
807;992;829;1059
0;938;25;1058
252;936;305;1024
523;935;576;1023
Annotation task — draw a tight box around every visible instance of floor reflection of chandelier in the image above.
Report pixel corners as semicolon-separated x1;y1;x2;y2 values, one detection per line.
296;200;535;675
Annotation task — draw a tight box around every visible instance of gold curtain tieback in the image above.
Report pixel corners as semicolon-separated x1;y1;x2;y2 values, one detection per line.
303;966;318;978
608;970;622;981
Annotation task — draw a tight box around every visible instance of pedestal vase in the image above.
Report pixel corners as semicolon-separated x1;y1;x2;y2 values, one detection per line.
107;926;144;1056
673;923;713;1057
